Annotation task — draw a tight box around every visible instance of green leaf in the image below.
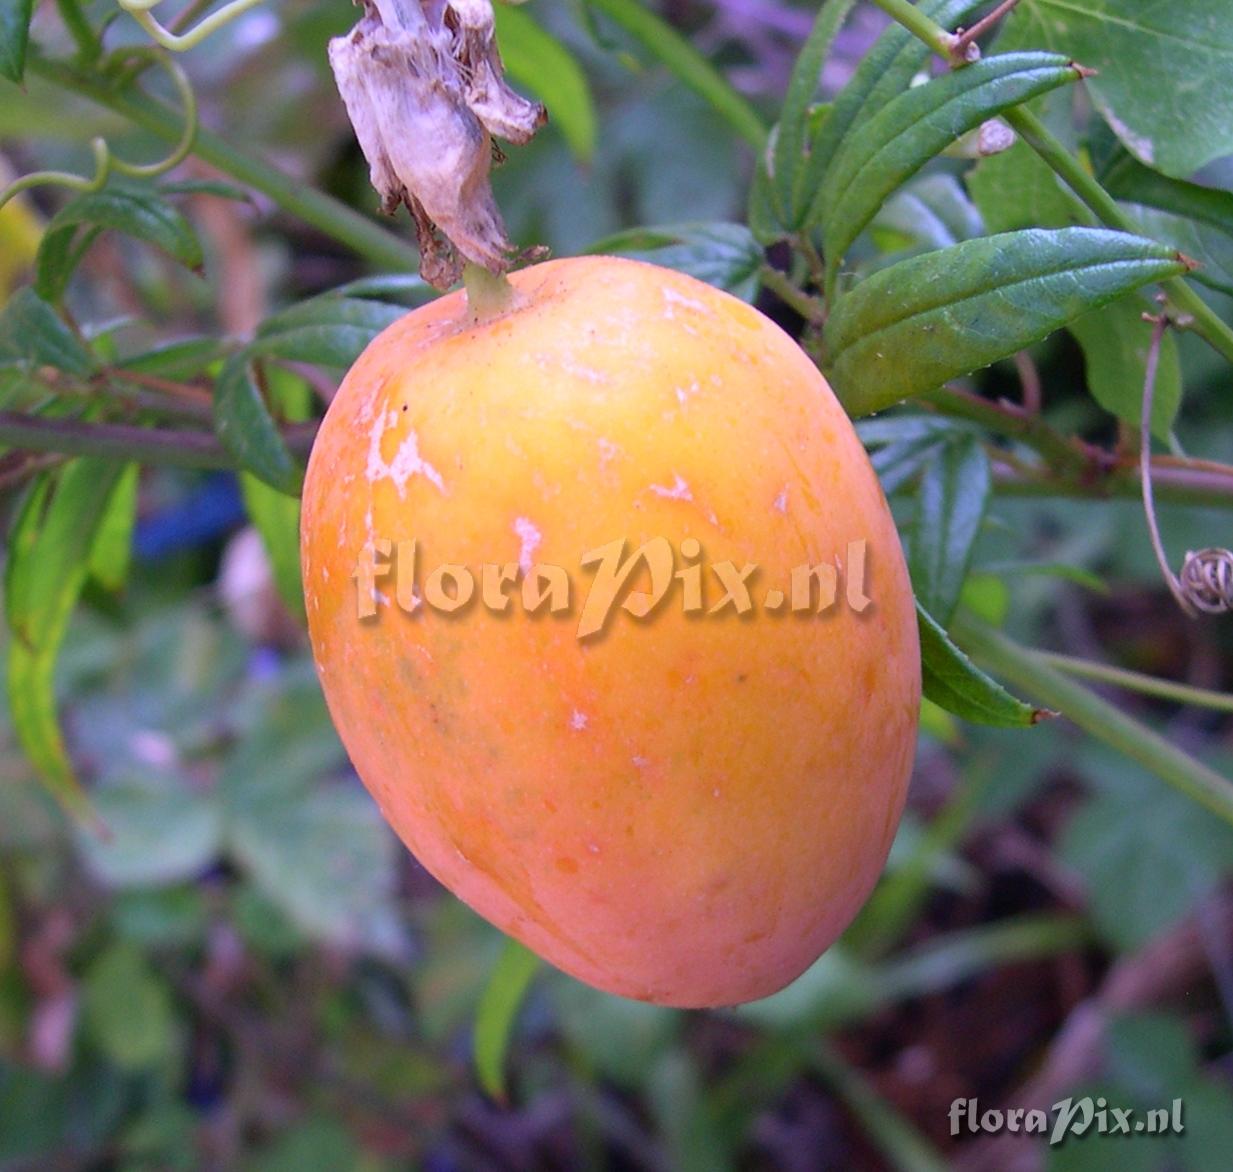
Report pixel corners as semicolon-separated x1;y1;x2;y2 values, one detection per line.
588;222;763;300
220;678;396;946
813;0;985;188
918;601;1043;727
495;3;597;162
910;438;991;624
824;228;1188;417
1124;204;1233;299
967;139;1079;233
1068;295;1181;441
586;0;767;148
0;0;33;82
81;944;174;1070
241;473;304;620
252;295;404;368
35;186;203;303
116;336;225;380
817;53;1081;281
473;938;540;1101
1058;749;1233;950
870;174;984;257
5;460;128;817
78;772;223;888
771;0;856;228
213;356;301;496
0;288;97;377
87;462;139;592
1013;0;1233;177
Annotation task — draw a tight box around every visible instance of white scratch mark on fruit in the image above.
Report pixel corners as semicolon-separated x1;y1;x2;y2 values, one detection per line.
598;437;620;463
570;709;589;731
676;377;699;406
632;755;649;770
650;474;693;501
662;286;711;317
556;356;610;384
513;516;542;574
774;485;789;514
366;411;445;497
587;842;600;855
712;787;721;798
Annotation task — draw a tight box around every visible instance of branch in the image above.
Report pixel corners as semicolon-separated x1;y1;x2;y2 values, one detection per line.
0;411;317;470
953;614;1233;828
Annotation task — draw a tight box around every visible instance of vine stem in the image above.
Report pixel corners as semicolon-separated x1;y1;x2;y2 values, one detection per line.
867;0;1233;368
0;411;316;468
952;613;1233;828
27;54;420;272
1035;652;1233;713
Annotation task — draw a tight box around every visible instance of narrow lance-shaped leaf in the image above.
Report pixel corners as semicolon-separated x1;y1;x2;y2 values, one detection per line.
910;438;991;625
772;0;856;228
473;938;541;1100
35;187;204;303
0;288;98;378
809;0;986;201
495;3;597;163
824;228;1188;417
214;355;302;496
818;53;1082;287
6;459;129;819
0;0;34;82
586;222;763;300
917;602;1044;728
251;295;406;368
88;463;140;592
585;0;767;149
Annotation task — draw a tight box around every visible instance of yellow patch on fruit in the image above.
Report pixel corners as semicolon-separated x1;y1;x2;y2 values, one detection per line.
301;256;920;1007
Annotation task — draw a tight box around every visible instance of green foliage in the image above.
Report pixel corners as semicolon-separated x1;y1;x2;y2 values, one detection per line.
1;0;1232;1163
0;0;33;83
473;939;541;1100
35;184;203;303
824;228;1187;416
817;51;1081;281
917;602;1043;727
1011;0;1233;177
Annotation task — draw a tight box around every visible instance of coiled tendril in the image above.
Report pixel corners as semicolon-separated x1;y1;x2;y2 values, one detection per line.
0;47;197;213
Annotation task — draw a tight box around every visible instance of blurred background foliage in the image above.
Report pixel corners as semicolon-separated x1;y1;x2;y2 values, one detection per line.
2;0;1233;1168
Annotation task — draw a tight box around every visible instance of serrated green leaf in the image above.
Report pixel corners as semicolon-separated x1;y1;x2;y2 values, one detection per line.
0;0;33;82
495;3;596;163
918;601;1042;727
586;0;767;148
824;228;1188;416
1068;295;1181;441
0;288;97;377
772;0;856;228
589;222;763;300
213;356;301;496
6;459;128;817
473;938;540;1101
1013;0;1233;178
811;0;986;189
910;438;990;624
87;462;138;592
35;187;203;303
818;53;1081;282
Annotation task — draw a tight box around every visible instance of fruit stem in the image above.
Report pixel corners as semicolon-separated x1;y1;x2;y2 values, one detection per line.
463;262;519;322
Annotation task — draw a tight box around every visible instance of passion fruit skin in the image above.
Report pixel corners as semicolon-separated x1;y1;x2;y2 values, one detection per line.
300;256;919;1007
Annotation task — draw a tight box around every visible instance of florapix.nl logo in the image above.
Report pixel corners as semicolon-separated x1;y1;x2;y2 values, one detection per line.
352;536;875;638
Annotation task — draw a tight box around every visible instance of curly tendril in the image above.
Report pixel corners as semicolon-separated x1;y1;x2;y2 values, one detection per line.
117;0;267;53
0;48;197;212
